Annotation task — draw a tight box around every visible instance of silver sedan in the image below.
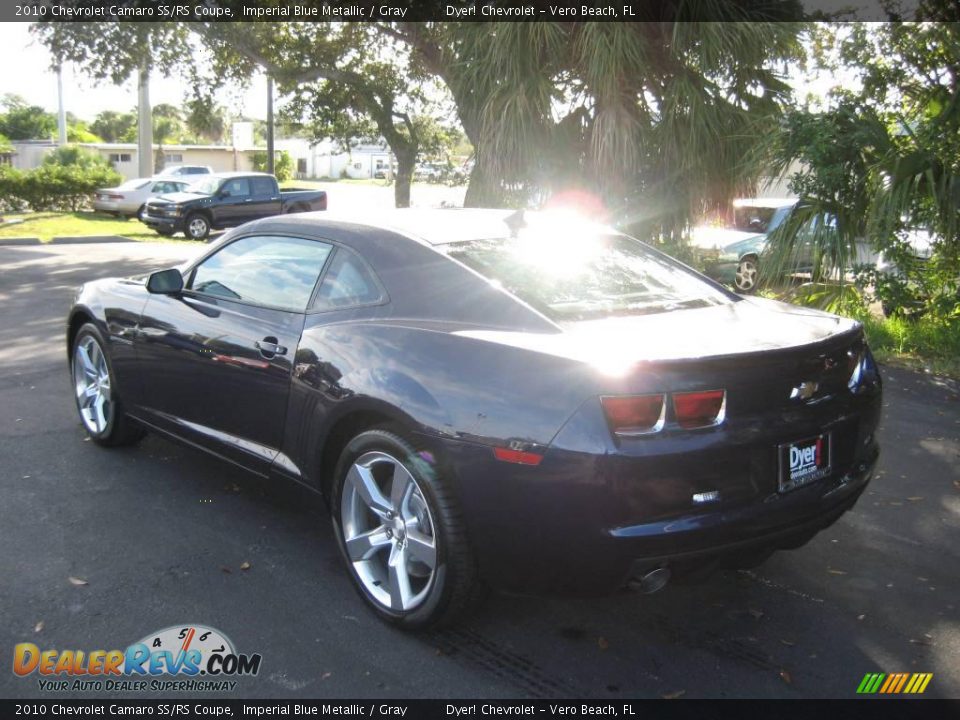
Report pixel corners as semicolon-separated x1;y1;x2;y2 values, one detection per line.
93;177;190;218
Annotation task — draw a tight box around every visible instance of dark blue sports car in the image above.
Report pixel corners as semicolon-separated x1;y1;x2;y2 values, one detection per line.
67;209;881;627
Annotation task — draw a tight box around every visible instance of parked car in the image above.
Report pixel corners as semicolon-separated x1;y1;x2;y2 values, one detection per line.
139;172;328;239
67;209;881;628
92;177;190;219
689;198;822;293
414;163;444;182
161;165;213;178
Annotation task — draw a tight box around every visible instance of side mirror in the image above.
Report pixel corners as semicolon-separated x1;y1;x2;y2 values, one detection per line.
146;268;184;294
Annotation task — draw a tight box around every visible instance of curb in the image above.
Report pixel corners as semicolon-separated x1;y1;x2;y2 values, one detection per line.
0;236;138;246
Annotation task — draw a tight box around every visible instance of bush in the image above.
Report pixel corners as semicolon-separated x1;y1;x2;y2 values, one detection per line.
43;145;114;170
0;162;121;213
251;150;293;182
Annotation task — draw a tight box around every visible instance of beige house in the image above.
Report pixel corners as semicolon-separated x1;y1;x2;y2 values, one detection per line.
10;140;265;180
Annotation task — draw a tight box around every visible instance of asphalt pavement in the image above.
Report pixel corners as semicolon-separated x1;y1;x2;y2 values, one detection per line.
0;241;957;700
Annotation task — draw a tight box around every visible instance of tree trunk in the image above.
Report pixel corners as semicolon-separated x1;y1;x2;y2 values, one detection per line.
393;148;416;208
137;65;153;179
463;159;503;207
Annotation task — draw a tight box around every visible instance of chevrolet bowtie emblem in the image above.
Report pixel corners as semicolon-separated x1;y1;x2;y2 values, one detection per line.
790;381;819;401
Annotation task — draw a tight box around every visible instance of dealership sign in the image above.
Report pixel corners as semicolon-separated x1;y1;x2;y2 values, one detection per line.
13;624;261;692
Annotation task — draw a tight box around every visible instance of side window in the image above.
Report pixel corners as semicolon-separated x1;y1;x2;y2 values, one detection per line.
313;249;384;311
221;178;251;198
251;177;276;197
189;235;333;312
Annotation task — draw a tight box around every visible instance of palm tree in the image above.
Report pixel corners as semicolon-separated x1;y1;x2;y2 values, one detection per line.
392;12;803;235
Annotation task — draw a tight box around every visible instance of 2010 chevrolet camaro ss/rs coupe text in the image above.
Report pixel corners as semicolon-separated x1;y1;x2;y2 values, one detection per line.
67;208;881;627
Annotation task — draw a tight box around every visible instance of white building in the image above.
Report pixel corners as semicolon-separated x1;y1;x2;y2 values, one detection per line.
276;138;394;180
9;140;264;180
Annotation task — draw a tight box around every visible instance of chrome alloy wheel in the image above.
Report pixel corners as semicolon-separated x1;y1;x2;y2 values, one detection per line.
735;257;759;292
188;217;209;238
340;451;438;612
73;335;112;434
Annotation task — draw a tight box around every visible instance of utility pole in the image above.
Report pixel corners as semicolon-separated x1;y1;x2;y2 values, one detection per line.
56;65;68;146
137;64;153;178
266;75;275;176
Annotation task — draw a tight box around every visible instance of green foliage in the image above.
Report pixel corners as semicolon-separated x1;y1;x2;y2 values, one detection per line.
43;145;113;170
252;150;293;182
862;313;960;376
0;159;120;213
0;95;57;140
91;111;138;143
767;22;960;322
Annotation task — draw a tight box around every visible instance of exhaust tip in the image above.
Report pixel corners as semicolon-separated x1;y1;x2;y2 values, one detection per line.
629;566;671;594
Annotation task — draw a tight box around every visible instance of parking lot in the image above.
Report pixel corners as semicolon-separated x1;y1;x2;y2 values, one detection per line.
0;239;957;699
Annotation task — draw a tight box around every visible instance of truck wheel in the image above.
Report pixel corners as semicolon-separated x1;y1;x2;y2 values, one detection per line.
185;213;210;240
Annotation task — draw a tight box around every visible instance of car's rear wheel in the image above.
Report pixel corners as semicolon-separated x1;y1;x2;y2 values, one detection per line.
734;256;759;293
71;323;144;447
331;429;477;629
185;213;210;240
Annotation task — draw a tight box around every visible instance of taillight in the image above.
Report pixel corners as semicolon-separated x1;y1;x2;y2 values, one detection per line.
107;193;124;200
673;389;726;429
493;447;543;465
601;394;666;436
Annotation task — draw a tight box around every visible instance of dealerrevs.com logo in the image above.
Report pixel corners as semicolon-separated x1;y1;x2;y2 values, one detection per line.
13;624;262;692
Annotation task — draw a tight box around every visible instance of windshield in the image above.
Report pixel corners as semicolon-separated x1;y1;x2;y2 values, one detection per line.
732;206;779;233
447;231;734;321
186;177;221;195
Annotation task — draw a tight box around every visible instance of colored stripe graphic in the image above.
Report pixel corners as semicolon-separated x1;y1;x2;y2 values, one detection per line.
857;672;932;694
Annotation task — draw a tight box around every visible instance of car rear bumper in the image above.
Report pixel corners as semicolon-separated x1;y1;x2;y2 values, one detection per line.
425;388;881;595
93;200;124;214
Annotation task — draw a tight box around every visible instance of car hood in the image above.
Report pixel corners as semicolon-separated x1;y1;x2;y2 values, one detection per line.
454;297;858;370
689;226;765;251
149;192;208;204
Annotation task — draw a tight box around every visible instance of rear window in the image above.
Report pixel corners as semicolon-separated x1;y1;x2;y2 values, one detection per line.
447;232;734;321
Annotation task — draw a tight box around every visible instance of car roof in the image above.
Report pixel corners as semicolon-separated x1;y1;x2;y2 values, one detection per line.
267;208;614;247
207;171;274;180
733;198;798;209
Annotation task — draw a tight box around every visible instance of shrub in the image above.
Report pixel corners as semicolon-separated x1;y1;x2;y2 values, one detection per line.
251;150;293;182
43;145;114;170
0;161;121;212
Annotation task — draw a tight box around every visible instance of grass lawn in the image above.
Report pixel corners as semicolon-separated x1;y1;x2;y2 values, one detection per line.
0;211;172;242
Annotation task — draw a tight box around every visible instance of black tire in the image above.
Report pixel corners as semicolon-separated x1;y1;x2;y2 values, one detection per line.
184;212;211;240
734;255;759;294
330;428;478;629
70;323;144;447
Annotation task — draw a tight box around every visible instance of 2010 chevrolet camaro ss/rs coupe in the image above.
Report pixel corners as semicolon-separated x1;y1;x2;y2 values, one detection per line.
67;209;881;628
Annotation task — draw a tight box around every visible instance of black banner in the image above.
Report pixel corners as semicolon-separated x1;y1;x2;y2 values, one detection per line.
1;699;957;720
1;0;919;23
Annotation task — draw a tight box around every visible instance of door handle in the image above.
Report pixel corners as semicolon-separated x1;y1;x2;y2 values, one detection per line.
255;338;287;357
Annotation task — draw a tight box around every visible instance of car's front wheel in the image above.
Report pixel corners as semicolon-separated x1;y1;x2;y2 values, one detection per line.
331;429;478;629
734;256;759;293
185;213;211;240
71;323;144;447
